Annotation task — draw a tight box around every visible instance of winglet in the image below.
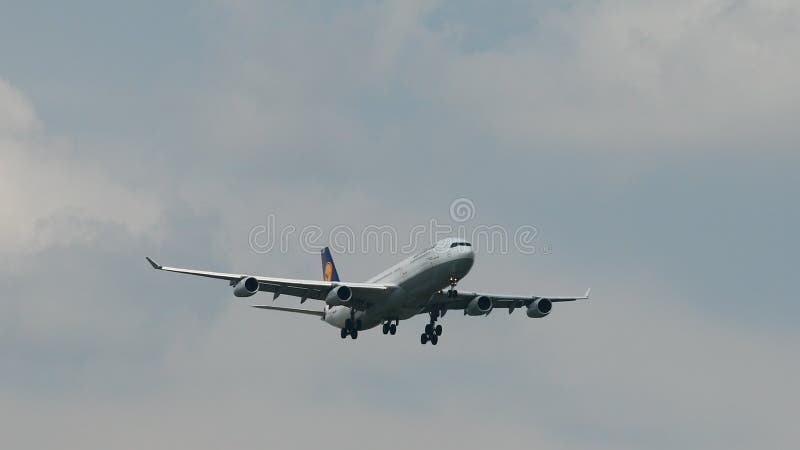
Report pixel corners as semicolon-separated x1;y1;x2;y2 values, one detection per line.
584;288;592;298
145;257;162;270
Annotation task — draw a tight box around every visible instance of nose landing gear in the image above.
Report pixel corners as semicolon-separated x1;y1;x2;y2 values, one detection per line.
447;275;459;298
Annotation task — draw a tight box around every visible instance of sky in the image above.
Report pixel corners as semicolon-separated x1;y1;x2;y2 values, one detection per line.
1;1;799;449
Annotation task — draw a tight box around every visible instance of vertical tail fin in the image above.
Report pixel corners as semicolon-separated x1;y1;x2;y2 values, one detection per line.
320;247;341;282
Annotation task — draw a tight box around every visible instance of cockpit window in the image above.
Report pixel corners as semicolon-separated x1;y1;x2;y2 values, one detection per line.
449;242;472;248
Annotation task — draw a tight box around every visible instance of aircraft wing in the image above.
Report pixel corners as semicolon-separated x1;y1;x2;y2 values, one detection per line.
145;257;393;308
428;288;591;312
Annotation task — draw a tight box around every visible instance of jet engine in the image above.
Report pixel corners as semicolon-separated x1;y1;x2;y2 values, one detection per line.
325;284;352;305
233;276;259;297
465;295;492;316
526;298;552;318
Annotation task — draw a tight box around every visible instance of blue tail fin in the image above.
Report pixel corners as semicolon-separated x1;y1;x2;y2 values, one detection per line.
321;247;341;282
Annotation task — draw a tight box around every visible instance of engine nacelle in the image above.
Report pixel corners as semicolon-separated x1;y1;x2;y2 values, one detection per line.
465;295;492;316
526;298;552;318
233;276;259;297
325;284;352;306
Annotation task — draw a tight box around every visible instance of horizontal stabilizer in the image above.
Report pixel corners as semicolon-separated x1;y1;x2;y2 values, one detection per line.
251;305;324;317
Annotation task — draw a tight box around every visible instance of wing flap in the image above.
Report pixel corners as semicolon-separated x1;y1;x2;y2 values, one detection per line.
257;282;325;300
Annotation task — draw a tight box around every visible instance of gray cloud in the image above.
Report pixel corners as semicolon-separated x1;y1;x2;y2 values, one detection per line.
1;1;798;449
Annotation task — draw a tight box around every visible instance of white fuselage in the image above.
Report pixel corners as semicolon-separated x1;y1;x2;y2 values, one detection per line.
323;239;474;330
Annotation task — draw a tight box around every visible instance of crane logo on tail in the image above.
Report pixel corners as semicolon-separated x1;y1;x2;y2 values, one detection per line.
320;247;341;282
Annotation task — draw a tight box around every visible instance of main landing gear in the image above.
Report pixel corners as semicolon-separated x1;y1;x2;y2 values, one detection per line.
382;319;398;335
341;309;362;340
420;310;443;345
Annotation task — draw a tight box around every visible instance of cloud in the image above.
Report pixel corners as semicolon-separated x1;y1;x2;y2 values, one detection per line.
0;78;161;259
2;263;797;450
410;0;800;152
210;0;800;160
0;78;39;134
1;2;799;449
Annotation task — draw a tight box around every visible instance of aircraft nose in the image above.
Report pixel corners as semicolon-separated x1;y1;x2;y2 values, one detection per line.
456;245;475;277
448;240;474;260
459;244;475;263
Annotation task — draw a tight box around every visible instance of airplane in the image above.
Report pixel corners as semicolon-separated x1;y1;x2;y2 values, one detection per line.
146;237;590;345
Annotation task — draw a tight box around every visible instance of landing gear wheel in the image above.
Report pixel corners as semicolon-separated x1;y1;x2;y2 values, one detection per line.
389;324;397;335
425;323;434;335
382;323;390;335
340;328;348;339
435;324;443;336
430;334;438;345
350;329;358;339
420;333;428;344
